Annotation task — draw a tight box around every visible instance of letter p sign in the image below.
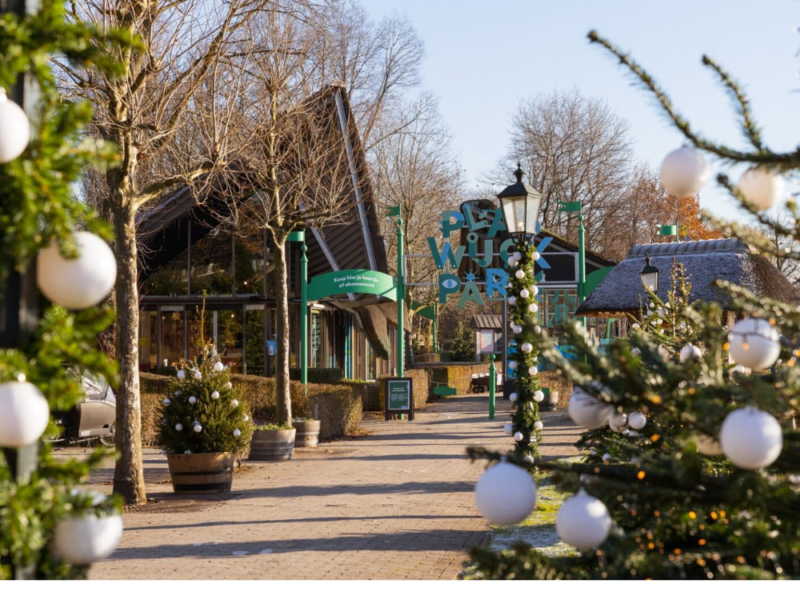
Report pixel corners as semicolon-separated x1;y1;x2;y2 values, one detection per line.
438;273;461;305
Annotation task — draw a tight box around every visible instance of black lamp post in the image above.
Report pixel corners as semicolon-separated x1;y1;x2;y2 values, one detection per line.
640;254;659;293
497;164;542;243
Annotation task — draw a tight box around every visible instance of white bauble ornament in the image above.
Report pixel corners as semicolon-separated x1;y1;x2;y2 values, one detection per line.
696;434;722;456
0;381;50;448
532;252;540;261
52;513;123;565
226;382;233;389
508;256;518;268
163;398;171;407
737;167;785;211
232;399;239;407
608;413;628;432
513;251;522;261
556;489;612;551
515;270;525;280
243;415;249;422
508;296;517;305
509;392;518;402
523;455;534;465
211;391;220;400
175;423;183;432
194;371;202;380
177;370;186;380
474;462;537;526
174;390;181;397
512;325;522;334
534;421;543;431
679;344;703;363
659;145;709;197
533;390;544;402
528;303;538;313
528;366;538;376
602;453;612;462
728;318;780;370
188;396;197;405
657;345;671;360
631;347;641;357
567;387;613;428
720;407;783;469
513;431;524;442
631;323;640;330
503;424;513;435
184;450;191;455
628;412;647;430
534;326;542;335
37;232;117;310
519;289;530;299
521;342;533;353
508;361;518;370
213;361;224;372
0;91;30;163
193;424;202;433
530;285;539;296
233;429;241;437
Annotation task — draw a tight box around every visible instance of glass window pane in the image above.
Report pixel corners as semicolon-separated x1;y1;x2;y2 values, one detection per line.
311;311;323;368
142;248;189;297
191;227;233;296
160;309;185;368
186;305;212;362
235;228;265;296
216;309;243;373
245;309;266;375
138;311;158;372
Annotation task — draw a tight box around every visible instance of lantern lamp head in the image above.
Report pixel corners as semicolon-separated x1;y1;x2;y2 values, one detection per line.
640;254;659;294
497;163;542;242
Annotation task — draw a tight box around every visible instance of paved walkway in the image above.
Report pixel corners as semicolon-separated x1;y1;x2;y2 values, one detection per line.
76;394;582;580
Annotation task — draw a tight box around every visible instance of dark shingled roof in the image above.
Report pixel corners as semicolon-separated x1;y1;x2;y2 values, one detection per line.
577;238;800;316
470;315;503;330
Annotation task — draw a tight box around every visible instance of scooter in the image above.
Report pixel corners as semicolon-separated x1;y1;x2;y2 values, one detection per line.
50;371;116;447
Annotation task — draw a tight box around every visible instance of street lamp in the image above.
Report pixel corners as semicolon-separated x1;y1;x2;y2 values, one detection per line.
640;254;659;293
497;164;542;242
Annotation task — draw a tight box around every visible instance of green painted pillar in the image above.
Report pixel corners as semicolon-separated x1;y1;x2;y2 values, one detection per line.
397;213;405;377
432;301;439;353
300;234;308;387
488;354;496;420
577;214;587;330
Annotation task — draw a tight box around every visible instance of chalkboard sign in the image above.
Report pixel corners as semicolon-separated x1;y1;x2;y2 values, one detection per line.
384;378;414;421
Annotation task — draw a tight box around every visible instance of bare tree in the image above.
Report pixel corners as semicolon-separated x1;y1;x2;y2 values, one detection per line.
58;0;270;504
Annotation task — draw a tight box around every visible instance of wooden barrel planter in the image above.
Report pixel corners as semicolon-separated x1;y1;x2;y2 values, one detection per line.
294;420;320;448
166;452;234;494
248;428;296;461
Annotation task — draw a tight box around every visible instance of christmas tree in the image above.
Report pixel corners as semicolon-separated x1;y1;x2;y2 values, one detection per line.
469;29;800;580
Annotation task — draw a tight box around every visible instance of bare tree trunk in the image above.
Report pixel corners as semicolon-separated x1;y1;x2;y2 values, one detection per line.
273;235;292;427
109;168;147;505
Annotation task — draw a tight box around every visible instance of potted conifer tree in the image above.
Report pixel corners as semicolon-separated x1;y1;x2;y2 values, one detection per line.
158;346;252;493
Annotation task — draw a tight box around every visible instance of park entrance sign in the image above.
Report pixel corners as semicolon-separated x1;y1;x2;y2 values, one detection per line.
307;269;397;301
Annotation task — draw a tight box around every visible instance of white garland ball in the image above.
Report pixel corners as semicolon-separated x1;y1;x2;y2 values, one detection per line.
226;382;233;389
213;361;225;372
509;392;518;402
188;396;197;405
728;318;780;370
503;424;513;435
534;421;543;431
163;398;171;407
513;251;522;261
508;296;517;305
174;390;181;396
175;423;183;432
0;92;30;163
243;415;249;422
737;167;786;211
631;323;640;330
515;269;525;280
211;391;220;400
474;462;537;526
523;455;534;465
602;453;612;462
508;361;518;370
627;412;647;430
519;289;530;299
512;325;522;334
194;371;202;380
659;145;709;197
679;344;703;363
37;232;117;310
567;387;613;429
556;489;612;551
193;424;202;433
534;326;542;335
631;347;641;357
513;431;524;442
532;252;540;261
177;370;186;380
508;256;518;268
521;342;533;353
696;434;722;456
533;390;544;402
0;381;50;448
232;399;239;407
720;407;783;469
528;366;538;376
530;285;539;296
52;513;123;565
528;303;539;313
233;429;241;437
608;413;628;432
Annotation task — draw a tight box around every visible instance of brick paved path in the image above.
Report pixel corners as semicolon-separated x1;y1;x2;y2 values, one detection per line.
83;394;582;580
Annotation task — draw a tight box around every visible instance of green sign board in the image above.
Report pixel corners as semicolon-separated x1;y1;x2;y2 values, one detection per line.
307;269;397;301
384;377;414;420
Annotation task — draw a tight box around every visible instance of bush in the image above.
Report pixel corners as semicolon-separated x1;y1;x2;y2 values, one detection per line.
376;369;430;410
449;322;475;362
289;367;343;384
420;362;499;395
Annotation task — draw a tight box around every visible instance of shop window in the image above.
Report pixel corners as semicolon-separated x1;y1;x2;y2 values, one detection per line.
186;305;213;362
160;308;185;368
216;309;243;373
191;227;234;296
235;229;266;296
310;311;323;369
245;307;266;376
138;311;158;372
142;242;189;297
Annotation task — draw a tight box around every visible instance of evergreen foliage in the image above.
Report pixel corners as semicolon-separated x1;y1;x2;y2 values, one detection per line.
449;321;475;362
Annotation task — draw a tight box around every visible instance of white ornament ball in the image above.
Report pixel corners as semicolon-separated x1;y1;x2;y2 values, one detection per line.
0;91;30;163
720;407;783;469
509;392;518;402
184;450;191;454
177;370;186;380
659;145;709;197
37;232;117;310
508;296;517;305
52;513;123;565
194;371;202;380
213;361;224;372
608;412;628;432
163;398;171;407
556;489;612;551
523;455;534;465
233;429;241;437
631;323;640;330
534;421;543;431
532;252;540;261
211;391;220;400
528;303;538;313
174;390;181;396
193;424;202;433
0;381;50;448
521;342;533;353
737;167;785;211
175;423;183;432
188;396;197;405
533;326;542;335
513;431;524;442
232;399;239;407
631;347;641;357
528;366;538;376
679;344;703;363
512;325;522;334
602;453;612;462
530;285;539;296
628;412;647;430
226;382;233;389
728;318;781;370
519;289;530;299
508;256;518;268
567;387;613;429
513;251;522;261
243;415;249;422
508;360;518;370
515;269;525;280
696;434;722;456
533;390;544;402
503;424;513;435
474;462;537;526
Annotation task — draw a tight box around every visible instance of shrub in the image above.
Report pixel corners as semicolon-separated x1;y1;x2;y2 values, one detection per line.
289;367;343;384
306;384;363;441
448;322;475;362
376;369;430;410
254;423;294;431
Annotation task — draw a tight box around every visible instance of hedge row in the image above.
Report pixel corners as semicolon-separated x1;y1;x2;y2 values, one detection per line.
138;372;361;443
416;362;502;395
288;367;343;384
376;369;430;410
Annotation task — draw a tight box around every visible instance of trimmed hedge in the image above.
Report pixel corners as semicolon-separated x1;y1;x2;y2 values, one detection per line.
339;380;381;411
414;353;440;364
138;372;361;443
376;369;430;410
415;362;502;396
289;367;343;384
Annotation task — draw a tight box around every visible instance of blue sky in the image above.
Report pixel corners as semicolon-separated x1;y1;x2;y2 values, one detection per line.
361;0;799;218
